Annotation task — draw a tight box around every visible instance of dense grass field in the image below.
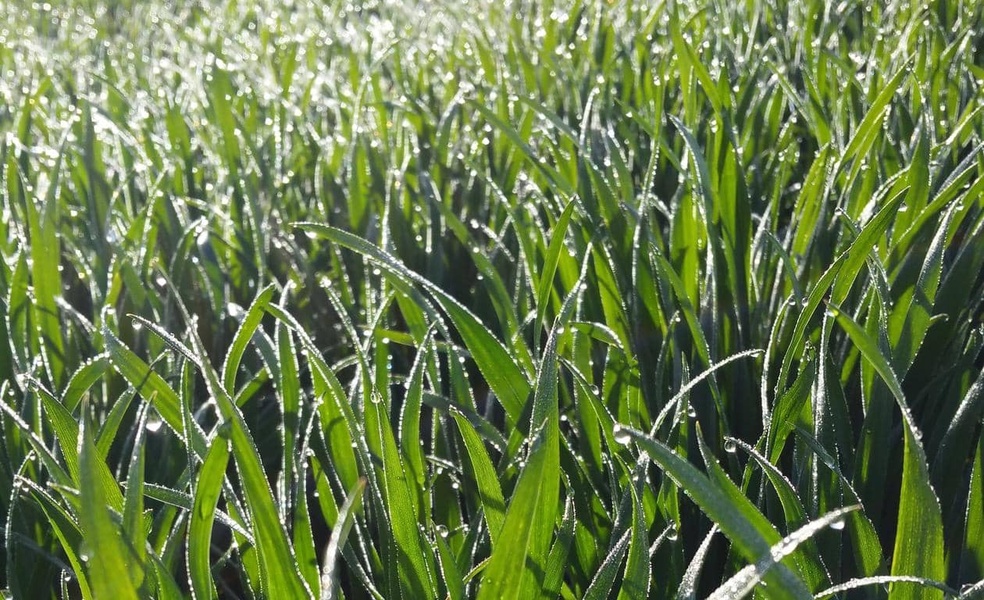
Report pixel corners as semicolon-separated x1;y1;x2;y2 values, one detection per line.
1;0;983;598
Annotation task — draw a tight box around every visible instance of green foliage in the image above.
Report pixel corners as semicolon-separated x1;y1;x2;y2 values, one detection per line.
0;0;982;598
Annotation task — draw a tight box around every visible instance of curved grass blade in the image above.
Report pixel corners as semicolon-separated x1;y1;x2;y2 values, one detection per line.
961;436;984;587
102;326;207;457
476;383;560;600
61;354;110;413
707;506;859;600
139;317;311;598
366;371;438;598
616;425;812;600
619;479;651;599
400;326;436;514
221;284;276;393
542;494;576;599
452;411;506;547
958;579;984;600
477;259;586;599
778;188;907;396
814;576;958;599
25;142;66;389
32;380;124;511
295;223;532;423
123;406;149;590
434;524;465;600
21;478;94;600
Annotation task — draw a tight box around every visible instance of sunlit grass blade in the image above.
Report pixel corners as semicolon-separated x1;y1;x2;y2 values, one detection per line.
78;407;142;599
677;526;719;600
221;284;277;393
535;199;577;347
813;576;959;599
139;317;312;598
616;425;812;599
452;411;506;546
61;354;111;413
829;306;946;599
187;435;230;600
583;529;631;600
321;478;367;600
478;259;587;598
102;326;205;455
708;506;858;600
295;223;532;423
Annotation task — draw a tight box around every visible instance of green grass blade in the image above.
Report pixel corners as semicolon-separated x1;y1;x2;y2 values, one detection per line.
814;576;958;599
123;407;148;588
452;411;506;547
618;480;651;600
535;199;577;347
542;494;576;599
320;478;366;600
617;425;812;600
61;355;111;414
295;223;532;423
33;381;124;511
708;506;858;600
188;436;230;600
583;530;631;600
477;259;585;598
677;526;719;600
102;326;200;453
221;284;276;392
829;307;945;599
961;436;984;586
78;409;142;599
366;373;438;597
141;317;311;598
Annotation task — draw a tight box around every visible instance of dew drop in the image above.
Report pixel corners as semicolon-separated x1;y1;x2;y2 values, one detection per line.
145;415;163;433
227;303;245;319
687;405;697;418
666;525;679;541
612;424;631;445
829;518;846;531
724;439;738;453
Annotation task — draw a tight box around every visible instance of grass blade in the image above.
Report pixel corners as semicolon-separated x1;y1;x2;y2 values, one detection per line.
829;306;946;599
708;506;858;600
188;436;230;600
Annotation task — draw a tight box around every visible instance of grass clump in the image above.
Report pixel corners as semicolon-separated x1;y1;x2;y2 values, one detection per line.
1;0;983;598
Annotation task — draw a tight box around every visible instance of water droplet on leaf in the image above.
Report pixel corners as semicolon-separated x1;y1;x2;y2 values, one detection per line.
612;424;631;445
